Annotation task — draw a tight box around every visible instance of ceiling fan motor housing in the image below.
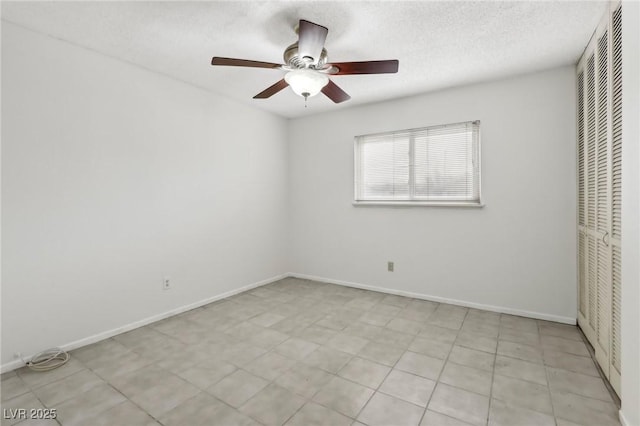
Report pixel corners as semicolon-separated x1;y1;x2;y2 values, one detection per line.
284;42;328;69
210;19;397;104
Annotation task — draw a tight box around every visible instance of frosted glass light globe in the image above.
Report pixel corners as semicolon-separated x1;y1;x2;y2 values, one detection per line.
284;69;329;98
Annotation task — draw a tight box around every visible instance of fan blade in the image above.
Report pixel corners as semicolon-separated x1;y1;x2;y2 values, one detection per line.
321;80;351;103
211;57;283;69
297;20;328;65
330;60;399;75
253;79;289;99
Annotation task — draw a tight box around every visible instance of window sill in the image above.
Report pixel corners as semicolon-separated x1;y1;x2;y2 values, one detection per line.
352;201;485;208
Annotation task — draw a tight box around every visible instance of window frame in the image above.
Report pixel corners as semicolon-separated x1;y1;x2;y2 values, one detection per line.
353;120;483;207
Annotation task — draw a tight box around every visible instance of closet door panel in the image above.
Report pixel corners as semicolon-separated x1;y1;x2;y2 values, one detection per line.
586;234;598;340
576;2;621;396
608;3;622;395
596;238;611;371
577;70;589;323
594;29;611;372
581;51;598;341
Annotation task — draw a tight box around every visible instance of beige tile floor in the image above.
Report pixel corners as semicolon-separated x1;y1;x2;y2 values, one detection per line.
1;278;621;426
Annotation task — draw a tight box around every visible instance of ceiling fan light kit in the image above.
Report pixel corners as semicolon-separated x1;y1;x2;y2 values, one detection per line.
210;19;399;106
284;69;329;99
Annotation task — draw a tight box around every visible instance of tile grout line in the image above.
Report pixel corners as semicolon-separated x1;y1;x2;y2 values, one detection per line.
349;309;417;425
238;328;329;425
13;357;112;426
282;312;615;425
484;316;501;426
321;295;433;425
228;289;374;425
271;346;355;425
491;319;559;422
575;324;622;408
83;351;184;426
15;278;614;426
323;295;410;424
538;320;561;426
93;315;266;425
417;308;470;426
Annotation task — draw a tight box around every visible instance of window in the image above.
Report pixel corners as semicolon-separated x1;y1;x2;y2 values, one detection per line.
354;120;481;206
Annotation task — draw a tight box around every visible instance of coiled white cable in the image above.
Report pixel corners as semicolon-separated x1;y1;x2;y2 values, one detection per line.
21;348;70;372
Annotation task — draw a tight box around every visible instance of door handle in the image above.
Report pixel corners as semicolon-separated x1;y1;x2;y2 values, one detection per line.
603;231;610;247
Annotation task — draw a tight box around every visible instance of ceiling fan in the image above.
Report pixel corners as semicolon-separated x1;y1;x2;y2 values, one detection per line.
211;19;399;105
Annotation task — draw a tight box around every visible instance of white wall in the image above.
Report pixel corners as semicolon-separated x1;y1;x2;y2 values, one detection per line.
620;2;640;425
1;22;288;367
288;67;577;323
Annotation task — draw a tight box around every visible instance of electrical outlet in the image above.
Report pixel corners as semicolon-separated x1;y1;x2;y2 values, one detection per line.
163;277;171;290
388;261;394;272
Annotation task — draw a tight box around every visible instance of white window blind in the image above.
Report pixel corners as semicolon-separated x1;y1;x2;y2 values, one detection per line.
354;121;481;205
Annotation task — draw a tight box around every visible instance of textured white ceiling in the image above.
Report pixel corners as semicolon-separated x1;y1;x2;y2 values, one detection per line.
2;1;605;118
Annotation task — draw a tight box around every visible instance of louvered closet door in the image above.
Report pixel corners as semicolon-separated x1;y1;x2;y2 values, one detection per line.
577;69;588;326
576;2;622;397
594;27;611;374
578;50;598;344
609;4;622;394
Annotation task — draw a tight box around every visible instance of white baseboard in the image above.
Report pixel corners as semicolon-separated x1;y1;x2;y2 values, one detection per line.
2;271;576;373
0;273;287;373
288;272;576;325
